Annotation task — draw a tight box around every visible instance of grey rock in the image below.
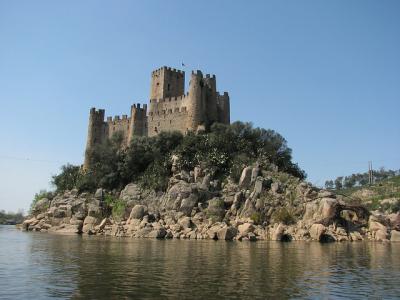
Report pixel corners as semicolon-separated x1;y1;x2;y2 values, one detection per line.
309;223;326;241
180;194;198;216
217;226;238;240
148;228;167;239
238;223;255;235
390;230;400;242
178;216;192;229
271;182;282;194
33;198;50;213
94;188;104;200
251;166;260;184
239;167;252;188
129;205;147;220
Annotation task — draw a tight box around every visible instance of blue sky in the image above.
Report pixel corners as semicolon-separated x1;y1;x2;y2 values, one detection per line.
0;0;399;212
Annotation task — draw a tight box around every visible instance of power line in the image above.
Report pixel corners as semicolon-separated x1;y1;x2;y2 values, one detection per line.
0;155;74;165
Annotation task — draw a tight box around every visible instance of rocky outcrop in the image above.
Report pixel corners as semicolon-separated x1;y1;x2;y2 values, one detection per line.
22;165;398;243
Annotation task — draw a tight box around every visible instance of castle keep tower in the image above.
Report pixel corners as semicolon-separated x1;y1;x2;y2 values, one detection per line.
84;66;230;169
150;67;185;100
83;108;105;169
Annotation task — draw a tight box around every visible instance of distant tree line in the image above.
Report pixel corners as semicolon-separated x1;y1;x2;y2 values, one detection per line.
50;122;306;194
0;210;25;225
325;168;400;190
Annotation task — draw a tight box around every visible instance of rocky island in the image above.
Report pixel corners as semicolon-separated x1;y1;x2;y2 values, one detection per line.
21;66;400;243
23;162;400;242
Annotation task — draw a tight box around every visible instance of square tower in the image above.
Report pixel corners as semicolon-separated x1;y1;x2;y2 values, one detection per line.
150;66;185;100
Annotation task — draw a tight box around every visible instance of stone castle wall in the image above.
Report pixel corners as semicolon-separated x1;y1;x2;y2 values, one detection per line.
84;66;230;168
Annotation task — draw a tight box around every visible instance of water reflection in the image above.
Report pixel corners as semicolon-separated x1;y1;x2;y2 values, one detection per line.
0;226;399;299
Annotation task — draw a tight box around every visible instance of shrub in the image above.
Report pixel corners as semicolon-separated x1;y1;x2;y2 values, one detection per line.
272;207;296;225
206;198;225;222
104;195;126;221
54;122;306;193
52;164;82;192
250;212;263;225
29;189;53;214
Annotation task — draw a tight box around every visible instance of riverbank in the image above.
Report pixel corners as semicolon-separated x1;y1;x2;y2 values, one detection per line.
21;165;400;242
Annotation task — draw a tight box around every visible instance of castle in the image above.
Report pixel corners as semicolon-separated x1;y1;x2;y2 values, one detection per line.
84;66;230;169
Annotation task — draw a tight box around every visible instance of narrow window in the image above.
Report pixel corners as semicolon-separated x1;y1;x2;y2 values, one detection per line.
167;83;170;91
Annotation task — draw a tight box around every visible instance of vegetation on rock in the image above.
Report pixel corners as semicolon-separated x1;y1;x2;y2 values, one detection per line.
50;122;306;194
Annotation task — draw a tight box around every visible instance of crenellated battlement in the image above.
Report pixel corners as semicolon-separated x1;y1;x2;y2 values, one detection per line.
84;65;230;168
151;66;185;77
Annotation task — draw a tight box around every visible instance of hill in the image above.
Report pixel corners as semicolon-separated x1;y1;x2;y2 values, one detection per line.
336;175;400;214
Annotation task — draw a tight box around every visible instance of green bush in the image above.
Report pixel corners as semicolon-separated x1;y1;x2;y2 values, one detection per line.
272;207;296;225
206;198;225;222
250;212;263;225
104;195;126;221
30;189;53;214
53;122;306;193
52;164;82;192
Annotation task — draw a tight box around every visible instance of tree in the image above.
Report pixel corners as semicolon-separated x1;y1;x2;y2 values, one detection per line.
325;180;334;189
52;164;82;192
335;177;343;190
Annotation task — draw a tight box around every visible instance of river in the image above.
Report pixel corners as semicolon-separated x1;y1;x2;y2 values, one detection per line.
0;225;399;299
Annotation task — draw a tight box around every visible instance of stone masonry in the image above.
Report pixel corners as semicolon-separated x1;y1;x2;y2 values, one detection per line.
84;66;230;169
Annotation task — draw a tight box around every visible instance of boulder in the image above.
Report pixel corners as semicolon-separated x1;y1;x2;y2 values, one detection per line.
55;224;82;234
350;231;363;241
82;216;98;234
180;194;198;216
22;218;38;231
36;213;45;220
129;205;147;220
321;198;337;219
98;218;110;231
375;229;388;241
369;220;387;232
120;183;142;203
53;207;67;218
178;217;192;229
87;203;102;218
201;174;211;189
271;223;285;241
254;177;264;196
94;188;104;200
147;228;167;239
390;213;400;231
238;223;255;235
251;166;260;184
135;227;153;238
239;167;252;188
390;230;400;242
194;166;203;183
217;226;238;240
207;224;223;239
271;182;282;194
309;223;326;241
32;198;50;213
247;232;257;241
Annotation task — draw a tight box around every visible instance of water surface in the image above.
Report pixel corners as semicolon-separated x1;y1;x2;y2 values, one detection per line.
0;225;399;299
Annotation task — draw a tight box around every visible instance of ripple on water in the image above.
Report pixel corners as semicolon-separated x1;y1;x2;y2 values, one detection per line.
1;226;400;299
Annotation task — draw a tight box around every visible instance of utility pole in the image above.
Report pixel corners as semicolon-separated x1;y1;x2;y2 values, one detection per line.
368;161;374;185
